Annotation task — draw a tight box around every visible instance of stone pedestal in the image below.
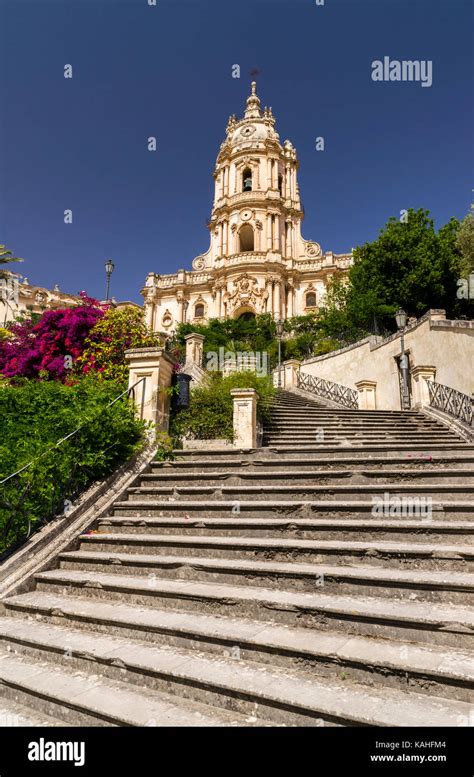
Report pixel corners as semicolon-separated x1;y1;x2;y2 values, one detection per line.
125;347;175;435
411;365;436;407
355;380;377;410
184;333;205;368
230;388;258;449
283;359;301;389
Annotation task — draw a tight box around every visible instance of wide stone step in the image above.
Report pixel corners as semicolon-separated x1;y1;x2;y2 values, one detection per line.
127;483;474;501
0;620;470;726
78;532;474;570
266;418;450;428
261;443;472;453
0;649;267;727
111;498;474;520
0;698;70;727
98;515;474;542
155;455;474;470
32;568;474;647
263;434;461;444
5;593;472;701
112;495;474;520
172;445;474;461
139;469;474;487
58;549;474;603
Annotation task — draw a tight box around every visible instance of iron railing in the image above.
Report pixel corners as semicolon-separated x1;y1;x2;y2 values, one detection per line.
297;371;359;409
0;377;146;558
427;380;473;426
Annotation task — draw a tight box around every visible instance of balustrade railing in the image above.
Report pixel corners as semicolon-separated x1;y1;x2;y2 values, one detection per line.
297;371;359;409
427;381;473;426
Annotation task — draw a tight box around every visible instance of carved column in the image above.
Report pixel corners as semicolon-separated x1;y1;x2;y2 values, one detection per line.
273;214;280;252
267;158;272;189
266;214;273;251
273;280;281;318
223;220;228;256
285;164;290;199
285;221;292;257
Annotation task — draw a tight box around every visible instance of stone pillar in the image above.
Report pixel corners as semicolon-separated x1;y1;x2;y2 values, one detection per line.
266;214;273;251
267;159;272;189
125;348;175;436
223;220;228;256
230;388;258;449
283;359;301;389
411;366;437;407
273;214;280;252
285;221;292;257
274;281;281;318
355;380;377;410
184;332;205;369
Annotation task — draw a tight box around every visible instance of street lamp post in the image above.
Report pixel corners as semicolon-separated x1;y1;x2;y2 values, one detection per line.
276;318;284;388
395;308;410;410
105;259;115;302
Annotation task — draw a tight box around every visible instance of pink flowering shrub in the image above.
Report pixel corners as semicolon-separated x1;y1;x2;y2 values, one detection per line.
0;293;105;381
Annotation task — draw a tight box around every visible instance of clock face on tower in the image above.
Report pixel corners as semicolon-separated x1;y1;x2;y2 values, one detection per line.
240;125;256;137
240;209;252;222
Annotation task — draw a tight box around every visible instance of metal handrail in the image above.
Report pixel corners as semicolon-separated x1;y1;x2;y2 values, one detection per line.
427;380;473;426
297;370;359;409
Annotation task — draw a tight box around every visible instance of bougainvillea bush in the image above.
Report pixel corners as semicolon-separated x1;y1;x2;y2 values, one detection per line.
77;306;161;382
0;293;104;381
0;376;146;555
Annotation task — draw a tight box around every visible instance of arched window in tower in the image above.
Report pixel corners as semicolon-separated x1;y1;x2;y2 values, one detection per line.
194;303;205;319
278;174;283;195
239;224;254;252
305;291;317;308
242;167;252;192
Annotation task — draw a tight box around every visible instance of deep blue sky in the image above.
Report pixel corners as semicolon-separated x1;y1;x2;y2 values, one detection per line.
0;0;472;303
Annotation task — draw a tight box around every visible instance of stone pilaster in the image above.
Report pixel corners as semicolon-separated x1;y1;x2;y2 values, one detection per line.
355;380;377;410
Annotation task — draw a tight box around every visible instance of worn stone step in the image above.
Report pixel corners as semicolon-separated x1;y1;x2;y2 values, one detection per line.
79;532;474;570
266;418;455;430
141;468;474;486
58;549;474;603
32;568;474;648
0;649;271;727
127;483;474;501
5;593;472;701
98;515;474;541
0;620;470;727
171;446;474;461
111;498;474;520
0;697;70;727
263;435;462;445
154;455;474;470
261;443;472;453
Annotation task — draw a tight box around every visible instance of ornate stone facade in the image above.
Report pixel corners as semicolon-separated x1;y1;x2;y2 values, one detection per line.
142;82;352;332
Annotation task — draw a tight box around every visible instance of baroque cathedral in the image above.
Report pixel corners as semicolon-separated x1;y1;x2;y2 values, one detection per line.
142;82;352;331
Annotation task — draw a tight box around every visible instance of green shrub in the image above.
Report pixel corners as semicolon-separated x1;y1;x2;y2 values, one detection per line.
169;372;275;445
0;375;146;555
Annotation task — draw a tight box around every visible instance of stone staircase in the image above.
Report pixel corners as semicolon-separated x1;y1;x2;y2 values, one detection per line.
0;389;473;726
